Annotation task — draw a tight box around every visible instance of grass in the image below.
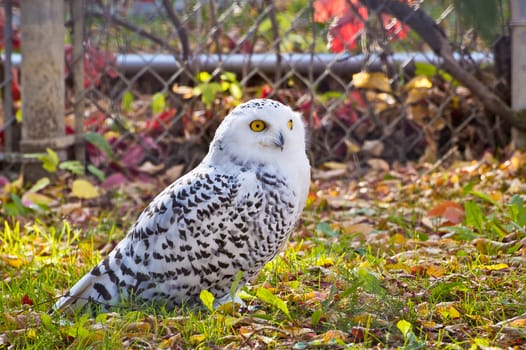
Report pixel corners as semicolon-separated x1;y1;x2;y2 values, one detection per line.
1;154;526;348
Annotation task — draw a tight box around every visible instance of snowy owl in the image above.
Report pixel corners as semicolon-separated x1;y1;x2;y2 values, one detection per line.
54;98;311;313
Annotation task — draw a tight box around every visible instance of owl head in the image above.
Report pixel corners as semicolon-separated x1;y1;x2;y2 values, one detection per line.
208;99;307;166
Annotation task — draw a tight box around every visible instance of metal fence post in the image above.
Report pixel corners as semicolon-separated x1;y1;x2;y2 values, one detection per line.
3;0;17;153
20;0;69;181
72;0;85;165
511;0;526;149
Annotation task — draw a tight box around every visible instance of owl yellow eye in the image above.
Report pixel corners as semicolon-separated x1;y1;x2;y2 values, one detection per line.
287;119;293;130
249;120;266;132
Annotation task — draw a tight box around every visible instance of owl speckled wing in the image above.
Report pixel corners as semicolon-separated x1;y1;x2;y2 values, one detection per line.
54;98;310;313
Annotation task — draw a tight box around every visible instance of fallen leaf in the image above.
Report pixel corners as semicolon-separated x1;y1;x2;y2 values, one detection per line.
71;179;101;199
426;264;446;278
508;317;526;327
342;223;375;235
353;72;392;93
362;140;384;157
172;84;195;99
367;158;390;171
322;161;348;170
320;329;348;343
391;233;407;244
22;192;56;207
0;255;31;268
427;201;464;225
137;161;164;174
21;294;34;306
406;88;429;104
477;263;509;271
436;302;461;319
404;76;433;90
189;334;205;345
101;172;128;189
415;302;430;317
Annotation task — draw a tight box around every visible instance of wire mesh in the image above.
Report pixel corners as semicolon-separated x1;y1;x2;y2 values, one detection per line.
0;0;512;177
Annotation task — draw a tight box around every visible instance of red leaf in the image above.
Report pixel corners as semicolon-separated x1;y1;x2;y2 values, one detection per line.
314;0;410;53
101;172;128;189
21;294;34;306
328;10;367;52
119;145;145;168
427;201;465;225
260;85;273;98
145;109;176;133
65;43;118;88
350;326;366;342
313;0;353;23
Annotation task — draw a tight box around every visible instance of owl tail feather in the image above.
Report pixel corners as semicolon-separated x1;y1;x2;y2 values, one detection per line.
53;261;121;314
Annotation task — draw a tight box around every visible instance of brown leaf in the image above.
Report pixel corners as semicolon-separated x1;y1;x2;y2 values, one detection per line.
367;158;390;171
319;329;348;343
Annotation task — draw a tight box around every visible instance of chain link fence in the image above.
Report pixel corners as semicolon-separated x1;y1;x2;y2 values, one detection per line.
0;0;512;177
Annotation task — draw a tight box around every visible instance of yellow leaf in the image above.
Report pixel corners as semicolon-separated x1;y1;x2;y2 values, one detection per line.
216;301;241;315
448;305;461;318
0;255;30;268
292;291;329;304
437;302;461;319
103;131;121;141
71;179;100;199
352;312;373;323
426;264;446;278
420;320;439;329
406;88;428;104
404;76;432;90
344;139;361;153
490;191;503;203
384;263;411;273
478;263;509;271
391;233;407;244
22;192;55;206
352;72;392;93
320;329;347;343
124;321;151;333
322;161;347;170
159;334;182;349
316;256;334;267
189;334;205;345
365;91;396;113
415;302;429;317
509;317;526;327
26;328;37;340
4;176;23;194
238;326;254;337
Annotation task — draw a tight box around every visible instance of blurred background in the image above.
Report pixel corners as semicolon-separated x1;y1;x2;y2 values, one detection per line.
0;0;516;182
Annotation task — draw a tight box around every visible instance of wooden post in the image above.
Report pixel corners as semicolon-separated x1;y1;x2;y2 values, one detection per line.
20;1;67;181
511;0;526;149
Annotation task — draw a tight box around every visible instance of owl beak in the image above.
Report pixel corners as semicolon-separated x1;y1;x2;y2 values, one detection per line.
273;132;285;151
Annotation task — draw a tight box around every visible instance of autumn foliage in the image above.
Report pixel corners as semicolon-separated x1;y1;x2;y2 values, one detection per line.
313;0;409;52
